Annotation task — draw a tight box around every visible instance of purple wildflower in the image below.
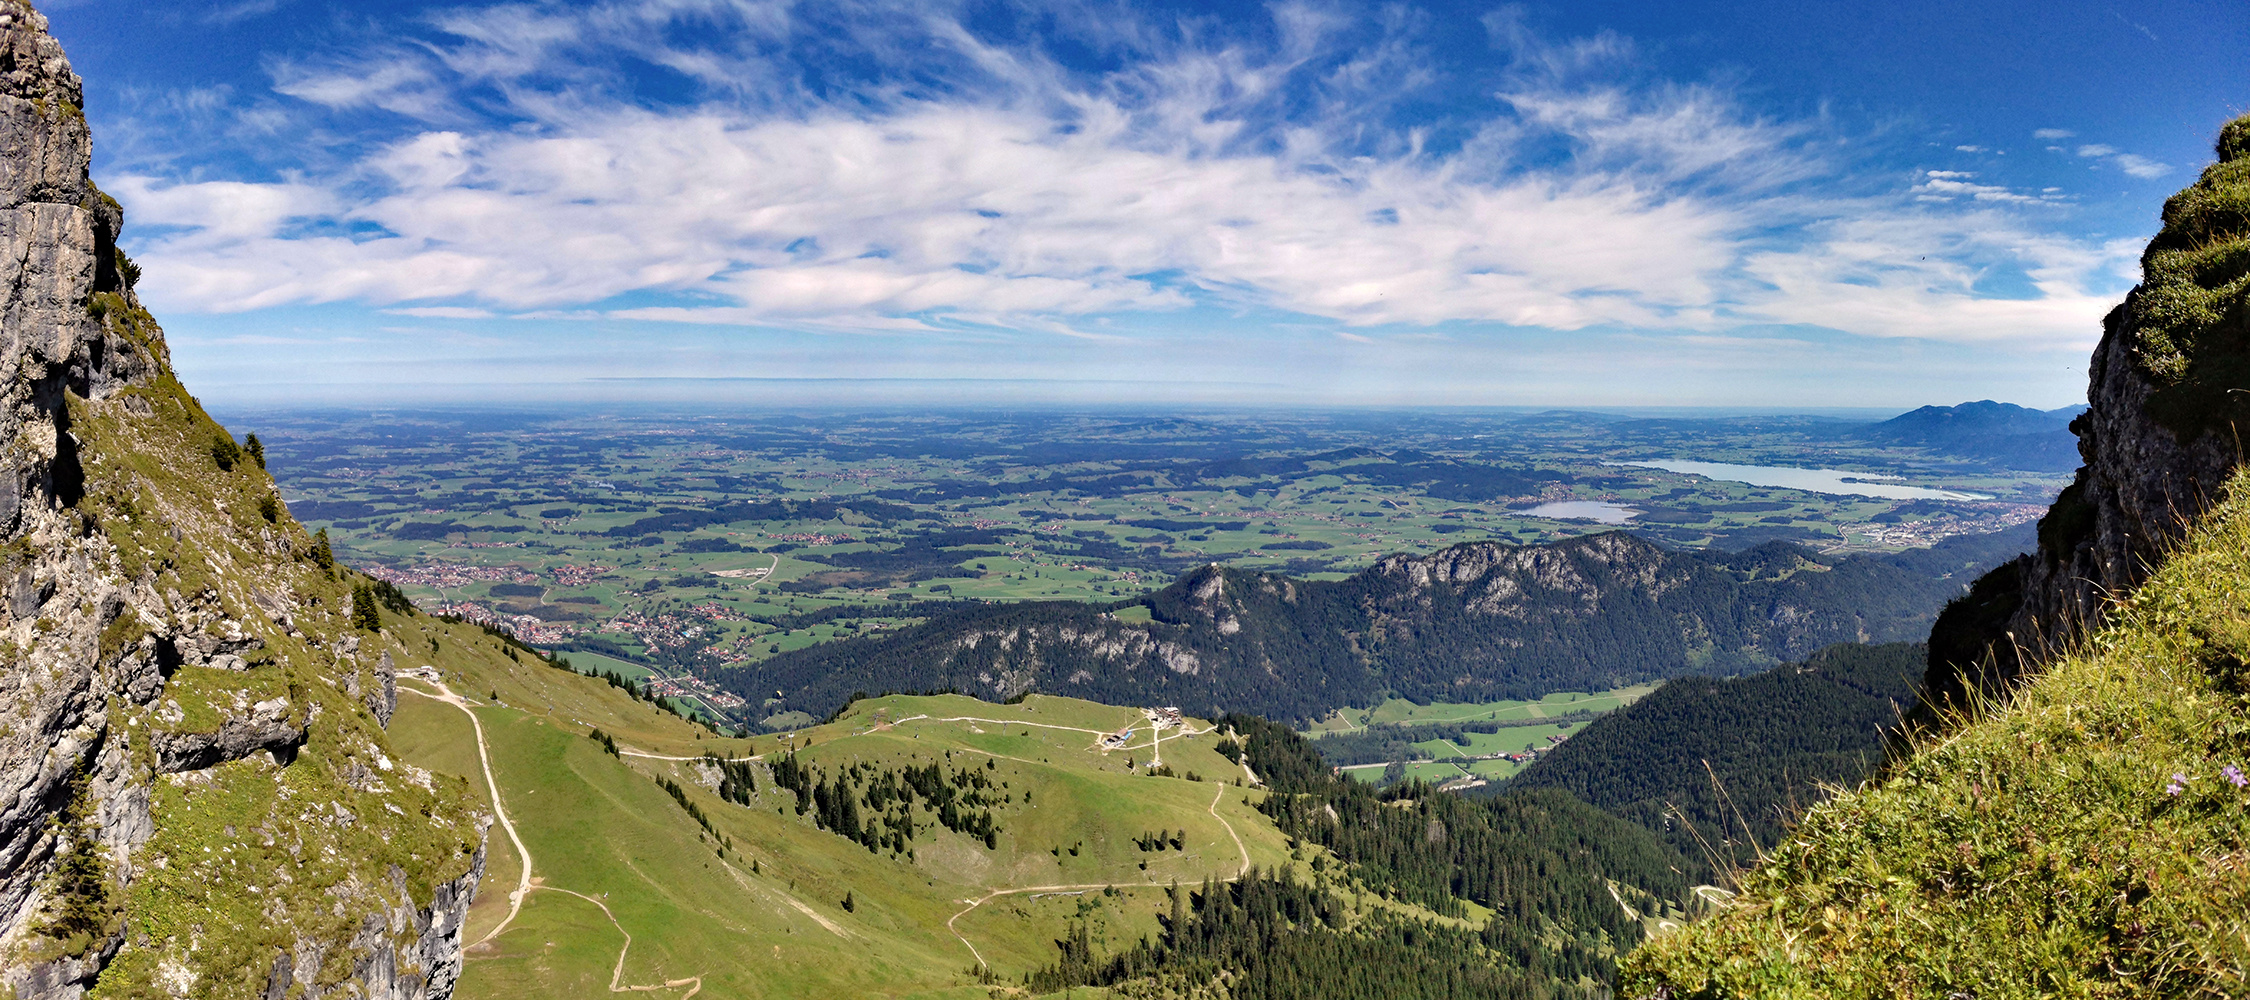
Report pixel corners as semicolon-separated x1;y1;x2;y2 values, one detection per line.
2167;773;2189;796
2225;764;2248;789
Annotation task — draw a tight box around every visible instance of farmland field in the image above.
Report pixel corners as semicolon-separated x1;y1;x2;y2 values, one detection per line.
1308;685;1661;734
234;406;2061;730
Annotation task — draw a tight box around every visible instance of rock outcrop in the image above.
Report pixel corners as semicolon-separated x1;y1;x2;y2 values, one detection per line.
0;3;487;997
1927;113;2250;711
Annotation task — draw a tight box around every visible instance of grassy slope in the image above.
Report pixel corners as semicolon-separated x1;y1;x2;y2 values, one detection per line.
386;644;1329;999
1624;473;2250;997
52;310;530;993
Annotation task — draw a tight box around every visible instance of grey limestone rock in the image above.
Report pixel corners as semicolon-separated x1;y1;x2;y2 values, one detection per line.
1928;115;2250;709
369;649;398;728
0;3;485;997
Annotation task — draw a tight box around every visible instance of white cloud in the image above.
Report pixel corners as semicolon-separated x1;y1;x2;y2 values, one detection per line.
1954;145;1986;153
2111;153;2172;178
386;306;497;319
108;176;333;242
2068;143;2170;178
1912;170;2045;205
204;0;286;25
2032;128;2074;140
111;2;2135;351
1738;219;2139;344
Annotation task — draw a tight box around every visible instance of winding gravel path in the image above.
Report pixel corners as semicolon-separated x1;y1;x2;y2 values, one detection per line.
400;676;703;995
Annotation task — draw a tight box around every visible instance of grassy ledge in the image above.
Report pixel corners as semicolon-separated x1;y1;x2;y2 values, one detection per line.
1624;469;2250;997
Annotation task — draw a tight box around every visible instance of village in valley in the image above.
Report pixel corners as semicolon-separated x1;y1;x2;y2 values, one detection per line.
262;407;2067;739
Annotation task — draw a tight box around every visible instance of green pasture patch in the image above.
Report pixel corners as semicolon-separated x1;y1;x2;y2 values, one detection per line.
391;675;1299;996
1307;684;1657;734
552;649;656;683
1465;758;1526;781
387;692;525;946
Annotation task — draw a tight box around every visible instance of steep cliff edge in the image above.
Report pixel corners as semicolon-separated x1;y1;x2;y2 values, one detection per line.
0;4;487;998
1623;469;2250;997
1927;113;2250;710
1627;113;2250;997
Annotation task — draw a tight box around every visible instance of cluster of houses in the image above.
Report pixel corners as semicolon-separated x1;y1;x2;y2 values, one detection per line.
763;532;856;545
645;673;747;711
366;561;539;590
429;600;580;646
551;563;613;587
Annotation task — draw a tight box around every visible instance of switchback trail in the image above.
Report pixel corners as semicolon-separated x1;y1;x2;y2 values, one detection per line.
546;886;704;998
399;675;704;996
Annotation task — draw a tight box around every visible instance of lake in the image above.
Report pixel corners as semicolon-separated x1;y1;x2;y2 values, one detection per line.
1613;460;1989;501
1520;501;1640;524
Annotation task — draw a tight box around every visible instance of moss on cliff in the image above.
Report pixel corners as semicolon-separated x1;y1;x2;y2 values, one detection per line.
1623;469;2250;996
2128;113;2250;442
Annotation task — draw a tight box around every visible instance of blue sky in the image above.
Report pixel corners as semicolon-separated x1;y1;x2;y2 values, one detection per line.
43;0;2248;409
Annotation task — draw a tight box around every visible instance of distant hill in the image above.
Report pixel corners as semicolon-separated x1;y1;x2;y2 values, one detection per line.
1856;399;2083;471
1507;642;1924;876
721;526;2030;726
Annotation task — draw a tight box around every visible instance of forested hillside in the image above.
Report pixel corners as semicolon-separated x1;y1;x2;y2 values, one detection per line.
1508;643;1924;874
723;527;2027;725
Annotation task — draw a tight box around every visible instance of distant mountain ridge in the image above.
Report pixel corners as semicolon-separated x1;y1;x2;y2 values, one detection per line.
723;526;2030;726
1856;399;2084;471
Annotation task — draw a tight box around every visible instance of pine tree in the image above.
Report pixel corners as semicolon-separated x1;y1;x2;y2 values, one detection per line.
310;529;335;576
350;583;381;632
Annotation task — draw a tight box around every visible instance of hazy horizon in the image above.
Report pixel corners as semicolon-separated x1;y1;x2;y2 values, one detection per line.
45;0;2247;410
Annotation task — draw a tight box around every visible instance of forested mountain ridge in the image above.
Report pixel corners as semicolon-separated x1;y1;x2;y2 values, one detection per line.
726;524;2029;725
1856;400;2082;471
1508;642;1924;875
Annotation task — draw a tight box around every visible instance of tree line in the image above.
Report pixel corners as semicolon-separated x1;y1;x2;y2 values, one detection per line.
767;753;1007;855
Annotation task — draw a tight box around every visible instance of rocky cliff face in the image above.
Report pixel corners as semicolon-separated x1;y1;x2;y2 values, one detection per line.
0;4;486;998
1927;114;2250;711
